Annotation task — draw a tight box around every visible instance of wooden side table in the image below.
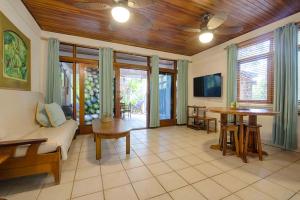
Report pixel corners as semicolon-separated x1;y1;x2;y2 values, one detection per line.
187;106;217;133
92;119;132;160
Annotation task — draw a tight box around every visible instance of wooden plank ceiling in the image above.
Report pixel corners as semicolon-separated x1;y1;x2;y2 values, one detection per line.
22;0;300;56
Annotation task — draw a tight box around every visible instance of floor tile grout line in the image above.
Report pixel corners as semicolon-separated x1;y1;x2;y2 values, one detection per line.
99;150;106;200
70;136;86;199
224;153;300;199
132;147;176;199
119;153;142;200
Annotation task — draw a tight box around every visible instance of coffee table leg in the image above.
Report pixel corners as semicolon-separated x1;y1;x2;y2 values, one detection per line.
96;135;102;160
126;134;130;154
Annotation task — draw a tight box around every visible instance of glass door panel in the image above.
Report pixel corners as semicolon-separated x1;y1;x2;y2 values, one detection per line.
84;67;100;124
77;63;99;133
60;62;74;119
159;74;172;120
119;68;148;129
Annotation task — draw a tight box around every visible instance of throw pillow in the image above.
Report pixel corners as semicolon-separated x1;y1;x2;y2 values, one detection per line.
45;103;66;127
36;102;51;127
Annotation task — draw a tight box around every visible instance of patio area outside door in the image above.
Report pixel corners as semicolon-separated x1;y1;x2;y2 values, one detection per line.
115;68;149;129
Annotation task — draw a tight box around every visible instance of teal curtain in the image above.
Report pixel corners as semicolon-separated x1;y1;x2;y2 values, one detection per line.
177;60;189;124
46;38;61;105
99;48;114;117
272;23;298;150
226;44;238;108
150;55;160;127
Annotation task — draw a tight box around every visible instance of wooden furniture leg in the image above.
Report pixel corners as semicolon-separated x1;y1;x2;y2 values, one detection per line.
238;115;244;161
220;113;228;146
126;134;130;154
221;125;239;157
214;119;217;132
256;127;263;161
206;119;209;134
243;126;250;163
222;129;227;156
234;130;239;156
96;135;102;160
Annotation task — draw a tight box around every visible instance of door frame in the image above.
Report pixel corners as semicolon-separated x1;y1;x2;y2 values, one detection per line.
59;43;99;134
78;63;99;134
114;56;150;129
159;65;177;127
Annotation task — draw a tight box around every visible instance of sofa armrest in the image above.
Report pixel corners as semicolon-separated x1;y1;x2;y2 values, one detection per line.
0;138;48;159
0;138;48;148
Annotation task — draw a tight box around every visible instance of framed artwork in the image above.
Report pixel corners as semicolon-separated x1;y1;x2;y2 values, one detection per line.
0;11;31;90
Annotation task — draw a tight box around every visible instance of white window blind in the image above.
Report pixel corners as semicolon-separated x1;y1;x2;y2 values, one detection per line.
237;34;273;103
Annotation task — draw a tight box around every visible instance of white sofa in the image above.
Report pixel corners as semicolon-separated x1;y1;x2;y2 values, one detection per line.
0;90;78;183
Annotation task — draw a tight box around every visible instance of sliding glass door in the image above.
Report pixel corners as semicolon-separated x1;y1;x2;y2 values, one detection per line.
159;73;172;120
60;43;99;134
79;64;100;126
119;68;148;129
159;59;177;126
114;52;149;129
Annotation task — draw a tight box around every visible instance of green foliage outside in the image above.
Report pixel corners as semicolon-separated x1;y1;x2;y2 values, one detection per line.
3;31;28;81
121;78;145;111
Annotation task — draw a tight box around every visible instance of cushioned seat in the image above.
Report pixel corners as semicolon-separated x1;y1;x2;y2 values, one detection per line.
14;119;77;160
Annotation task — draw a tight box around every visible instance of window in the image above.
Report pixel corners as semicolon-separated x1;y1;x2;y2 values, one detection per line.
237;34;274;103
159;59;175;69
115;52;148;66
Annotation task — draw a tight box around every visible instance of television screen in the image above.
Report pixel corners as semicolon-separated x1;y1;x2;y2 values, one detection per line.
193;73;222;97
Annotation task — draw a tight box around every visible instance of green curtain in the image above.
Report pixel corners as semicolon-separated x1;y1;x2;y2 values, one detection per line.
272;23;298;150
150;55;160;127
226;44;238;107
99;48;114;117
177;60;189;124
46;38;61;105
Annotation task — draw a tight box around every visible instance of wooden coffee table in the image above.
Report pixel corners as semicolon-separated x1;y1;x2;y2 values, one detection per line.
92;118;132;160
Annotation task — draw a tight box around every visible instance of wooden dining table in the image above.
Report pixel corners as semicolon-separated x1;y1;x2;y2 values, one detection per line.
208;107;279;162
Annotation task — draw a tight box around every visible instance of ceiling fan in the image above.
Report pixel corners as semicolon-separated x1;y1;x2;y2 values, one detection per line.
73;0;156;28
179;13;243;44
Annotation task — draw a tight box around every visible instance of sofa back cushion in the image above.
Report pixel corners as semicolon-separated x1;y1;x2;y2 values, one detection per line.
45;103;66;127
36;102;51;127
0;90;42;140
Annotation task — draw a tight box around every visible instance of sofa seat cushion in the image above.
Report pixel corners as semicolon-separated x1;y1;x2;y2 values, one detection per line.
14;119;78;160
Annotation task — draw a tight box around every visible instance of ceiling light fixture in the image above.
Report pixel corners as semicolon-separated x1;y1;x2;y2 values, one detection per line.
111;6;130;23
199;30;214;43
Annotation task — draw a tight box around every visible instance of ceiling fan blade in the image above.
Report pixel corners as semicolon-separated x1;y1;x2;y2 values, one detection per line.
74;2;112;10
215;26;243;35
177;25;201;33
127;0;157;8
207;12;228;30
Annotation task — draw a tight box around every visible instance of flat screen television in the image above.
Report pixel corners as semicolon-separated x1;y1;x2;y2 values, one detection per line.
193;73;222;97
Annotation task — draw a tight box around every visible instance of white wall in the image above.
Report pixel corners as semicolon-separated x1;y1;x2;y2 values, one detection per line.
0;0;42;92
40;31;191;94
189;12;300;151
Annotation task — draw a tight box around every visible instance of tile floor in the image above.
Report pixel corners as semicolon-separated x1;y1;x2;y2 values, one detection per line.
1;126;300;200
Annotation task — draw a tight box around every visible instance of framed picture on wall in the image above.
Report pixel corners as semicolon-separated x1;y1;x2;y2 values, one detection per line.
0;11;31;91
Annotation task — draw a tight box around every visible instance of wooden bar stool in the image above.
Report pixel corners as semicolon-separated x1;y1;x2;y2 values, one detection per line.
243;123;263;162
220;123;239;156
